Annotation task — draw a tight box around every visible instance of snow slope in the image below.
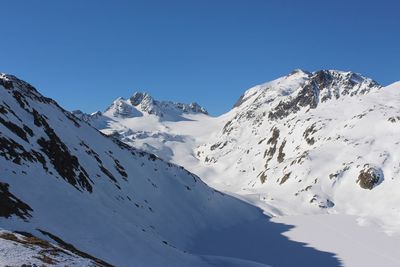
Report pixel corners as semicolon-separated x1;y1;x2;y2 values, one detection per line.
0;230;104;266
197;71;400;234
2;73;338;266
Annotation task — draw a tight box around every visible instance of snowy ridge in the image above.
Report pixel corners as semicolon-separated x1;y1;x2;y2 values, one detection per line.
231;69;381;121
129;92;208;116
73;91;208;124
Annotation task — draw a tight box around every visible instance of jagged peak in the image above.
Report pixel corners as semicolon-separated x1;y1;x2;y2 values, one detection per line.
129;91;154;106
102;91;208;118
129;91;208;115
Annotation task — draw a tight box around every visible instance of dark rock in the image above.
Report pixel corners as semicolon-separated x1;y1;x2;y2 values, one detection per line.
34;109;93;192
357;165;383;190
277;140;286;163
0;183;33;220
264;127;280;159
303;123;317;145
268;82;319;120
280;172;291;185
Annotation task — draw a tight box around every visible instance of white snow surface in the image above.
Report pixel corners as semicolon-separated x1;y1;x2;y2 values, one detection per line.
272;214;400;267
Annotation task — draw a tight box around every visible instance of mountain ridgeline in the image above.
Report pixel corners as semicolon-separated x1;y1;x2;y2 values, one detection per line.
1;70;399;266
73;91;208;123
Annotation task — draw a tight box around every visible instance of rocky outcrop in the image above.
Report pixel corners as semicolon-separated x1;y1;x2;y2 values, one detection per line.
357;165;384;190
0;183;32;220
268;70;381;120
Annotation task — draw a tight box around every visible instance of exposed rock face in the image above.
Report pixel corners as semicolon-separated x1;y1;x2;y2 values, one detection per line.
130;92;151;106
129;92;159;115
268;81;319;120
314;70;380;101
357;165;384;190
0;183;32;220
267;70;381;120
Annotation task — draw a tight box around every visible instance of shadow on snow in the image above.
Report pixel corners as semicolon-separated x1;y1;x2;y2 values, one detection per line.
191;213;342;267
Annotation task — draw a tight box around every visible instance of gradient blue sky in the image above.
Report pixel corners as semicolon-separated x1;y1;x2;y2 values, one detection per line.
1;0;399;115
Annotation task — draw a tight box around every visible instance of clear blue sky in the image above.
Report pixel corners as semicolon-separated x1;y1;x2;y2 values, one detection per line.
0;0;399;115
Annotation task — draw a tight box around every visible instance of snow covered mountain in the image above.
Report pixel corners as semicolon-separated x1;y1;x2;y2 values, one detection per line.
73;91;207;123
0;73;284;266
71;92;211;161
196;70;400;229
89;70;400;236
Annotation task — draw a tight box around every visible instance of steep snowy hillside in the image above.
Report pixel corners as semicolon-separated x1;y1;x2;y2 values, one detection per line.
1;73;323;267
197;70;400;233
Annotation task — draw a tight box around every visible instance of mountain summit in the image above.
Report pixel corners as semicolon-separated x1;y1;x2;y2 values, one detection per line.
233;69;381;120
127;91;208;117
74;91;208;124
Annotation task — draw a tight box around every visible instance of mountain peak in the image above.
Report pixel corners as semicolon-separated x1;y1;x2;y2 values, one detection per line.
233;69;381;111
105;97;140;118
91;91;209;121
129;91;153;106
128;91;208;116
288;68;312;76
